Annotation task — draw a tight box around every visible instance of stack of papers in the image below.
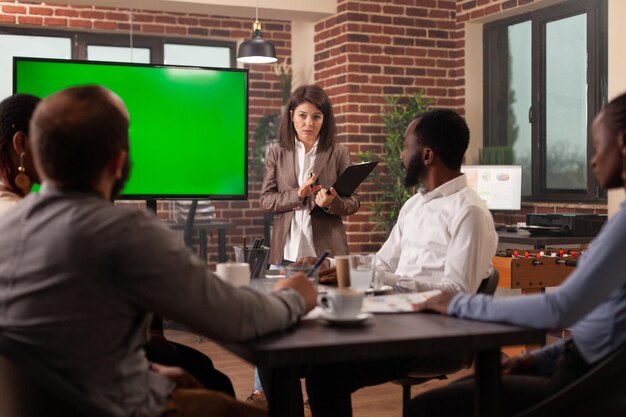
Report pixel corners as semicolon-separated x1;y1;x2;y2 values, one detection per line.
362;290;442;313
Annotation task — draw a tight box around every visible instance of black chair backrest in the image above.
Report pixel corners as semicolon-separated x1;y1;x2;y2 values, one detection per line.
514;342;626;417
477;265;499;295
0;335;116;417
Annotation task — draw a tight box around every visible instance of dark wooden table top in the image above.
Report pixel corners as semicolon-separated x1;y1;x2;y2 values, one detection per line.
221;308;545;368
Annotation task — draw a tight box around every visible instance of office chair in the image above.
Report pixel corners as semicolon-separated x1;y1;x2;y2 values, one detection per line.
0;335;115;417
513;342;626;417
392;266;501;414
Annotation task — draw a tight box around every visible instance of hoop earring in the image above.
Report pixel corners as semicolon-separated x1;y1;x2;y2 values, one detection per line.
14;152;31;192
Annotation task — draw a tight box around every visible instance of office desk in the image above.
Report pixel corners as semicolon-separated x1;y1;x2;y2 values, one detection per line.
497;230;593;250
169;221;235;262
220;310;544;417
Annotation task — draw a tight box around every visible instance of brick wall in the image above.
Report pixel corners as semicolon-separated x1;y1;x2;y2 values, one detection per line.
313;0;464;252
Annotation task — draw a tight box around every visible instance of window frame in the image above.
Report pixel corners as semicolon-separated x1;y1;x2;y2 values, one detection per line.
483;0;608;203
0;25;236;68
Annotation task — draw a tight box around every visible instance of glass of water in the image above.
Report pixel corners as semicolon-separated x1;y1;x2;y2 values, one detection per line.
349;254;375;291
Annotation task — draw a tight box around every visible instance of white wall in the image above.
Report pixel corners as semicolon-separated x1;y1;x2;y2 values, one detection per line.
608;0;626;217
54;0;336;22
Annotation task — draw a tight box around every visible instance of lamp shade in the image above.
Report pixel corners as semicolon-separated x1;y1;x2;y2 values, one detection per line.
237;23;277;64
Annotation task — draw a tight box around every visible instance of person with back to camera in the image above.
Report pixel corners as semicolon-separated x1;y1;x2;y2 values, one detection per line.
0;85;317;417
405;91;626;417
247;85;361;407
0;93;40;214
0;93;243;401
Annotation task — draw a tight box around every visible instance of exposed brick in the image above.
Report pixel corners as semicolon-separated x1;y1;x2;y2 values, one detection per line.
485;4;502;15
3;5;27;14
93;20;117;30
117;23;140;31
43;17;67;26
165;26;186;35
155;15;176;24
406;7;429;17
106;12;129;21
55;9;79;18
80;10;104;19
29;7;54;16
382;5;404;15
502;0;519;10
133;14;154;22
393;37;414;46
0;14;16;24
371;15;392;25
188;27;208;36
18;16;43;25
429;30;450;39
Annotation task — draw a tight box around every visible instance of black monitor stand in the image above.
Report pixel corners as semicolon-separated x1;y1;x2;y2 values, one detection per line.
146;199;157;213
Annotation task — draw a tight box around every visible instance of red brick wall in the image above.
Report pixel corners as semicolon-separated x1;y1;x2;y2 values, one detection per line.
313;0;464;252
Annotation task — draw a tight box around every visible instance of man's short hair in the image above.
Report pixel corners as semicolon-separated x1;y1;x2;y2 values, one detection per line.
414;109;469;170
30;85;129;190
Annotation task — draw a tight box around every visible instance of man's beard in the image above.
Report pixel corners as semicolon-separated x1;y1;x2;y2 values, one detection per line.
110;157;130;200
403;154;424;188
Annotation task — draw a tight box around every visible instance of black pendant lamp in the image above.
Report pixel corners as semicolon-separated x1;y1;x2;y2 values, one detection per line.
237;0;277;64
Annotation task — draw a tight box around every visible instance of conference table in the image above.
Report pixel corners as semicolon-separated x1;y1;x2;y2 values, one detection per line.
220;280;545;417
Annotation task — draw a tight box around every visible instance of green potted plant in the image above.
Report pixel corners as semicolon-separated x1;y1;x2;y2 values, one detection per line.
359;91;432;233
250;113;279;181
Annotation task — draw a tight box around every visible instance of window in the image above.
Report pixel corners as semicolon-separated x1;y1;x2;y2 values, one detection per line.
0;27;235;97
0;33;71;99
484;0;607;202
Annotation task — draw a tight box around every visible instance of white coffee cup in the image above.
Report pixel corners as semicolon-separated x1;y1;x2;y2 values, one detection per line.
318;288;364;319
215;262;250;287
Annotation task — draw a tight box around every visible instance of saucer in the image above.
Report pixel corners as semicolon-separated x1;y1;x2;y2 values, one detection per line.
319;312;372;326
366;285;393;295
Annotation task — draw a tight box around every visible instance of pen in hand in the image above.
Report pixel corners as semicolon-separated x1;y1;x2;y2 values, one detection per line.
308;250;330;277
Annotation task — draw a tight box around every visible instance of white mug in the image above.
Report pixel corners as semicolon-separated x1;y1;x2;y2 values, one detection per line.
318;288;364;319
215;262;250;287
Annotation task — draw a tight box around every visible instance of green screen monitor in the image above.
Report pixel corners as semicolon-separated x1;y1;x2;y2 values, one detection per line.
13;57;248;200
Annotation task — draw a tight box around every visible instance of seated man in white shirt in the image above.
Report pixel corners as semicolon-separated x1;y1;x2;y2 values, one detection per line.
259;109;498;417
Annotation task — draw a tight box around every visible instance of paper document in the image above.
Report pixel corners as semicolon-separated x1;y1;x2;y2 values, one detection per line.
362;290;442;313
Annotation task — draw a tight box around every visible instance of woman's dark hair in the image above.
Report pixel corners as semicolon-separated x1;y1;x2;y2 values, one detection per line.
0;93;41;193
414;108;470;171
277;85;336;151
604;91;626;136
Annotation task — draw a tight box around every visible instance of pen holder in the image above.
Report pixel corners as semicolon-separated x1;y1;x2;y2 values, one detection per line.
234;246;269;279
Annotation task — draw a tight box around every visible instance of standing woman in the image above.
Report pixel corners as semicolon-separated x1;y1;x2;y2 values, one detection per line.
260;85;360;265
0;93;41;214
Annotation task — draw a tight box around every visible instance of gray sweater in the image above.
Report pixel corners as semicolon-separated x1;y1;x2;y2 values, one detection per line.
0;184;305;416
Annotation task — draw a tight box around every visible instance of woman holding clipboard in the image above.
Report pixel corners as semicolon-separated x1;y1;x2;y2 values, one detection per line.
250;85;361;408
259;85;361;266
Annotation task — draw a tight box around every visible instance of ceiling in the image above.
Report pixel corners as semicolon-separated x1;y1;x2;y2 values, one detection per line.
56;0;337;22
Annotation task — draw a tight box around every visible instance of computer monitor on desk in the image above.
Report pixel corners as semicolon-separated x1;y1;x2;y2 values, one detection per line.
461;165;522;211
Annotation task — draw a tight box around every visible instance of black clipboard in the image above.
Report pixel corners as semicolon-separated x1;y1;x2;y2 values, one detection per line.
310;161;379;215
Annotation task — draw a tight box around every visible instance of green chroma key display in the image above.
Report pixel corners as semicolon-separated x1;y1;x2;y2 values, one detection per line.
14;57;248;199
